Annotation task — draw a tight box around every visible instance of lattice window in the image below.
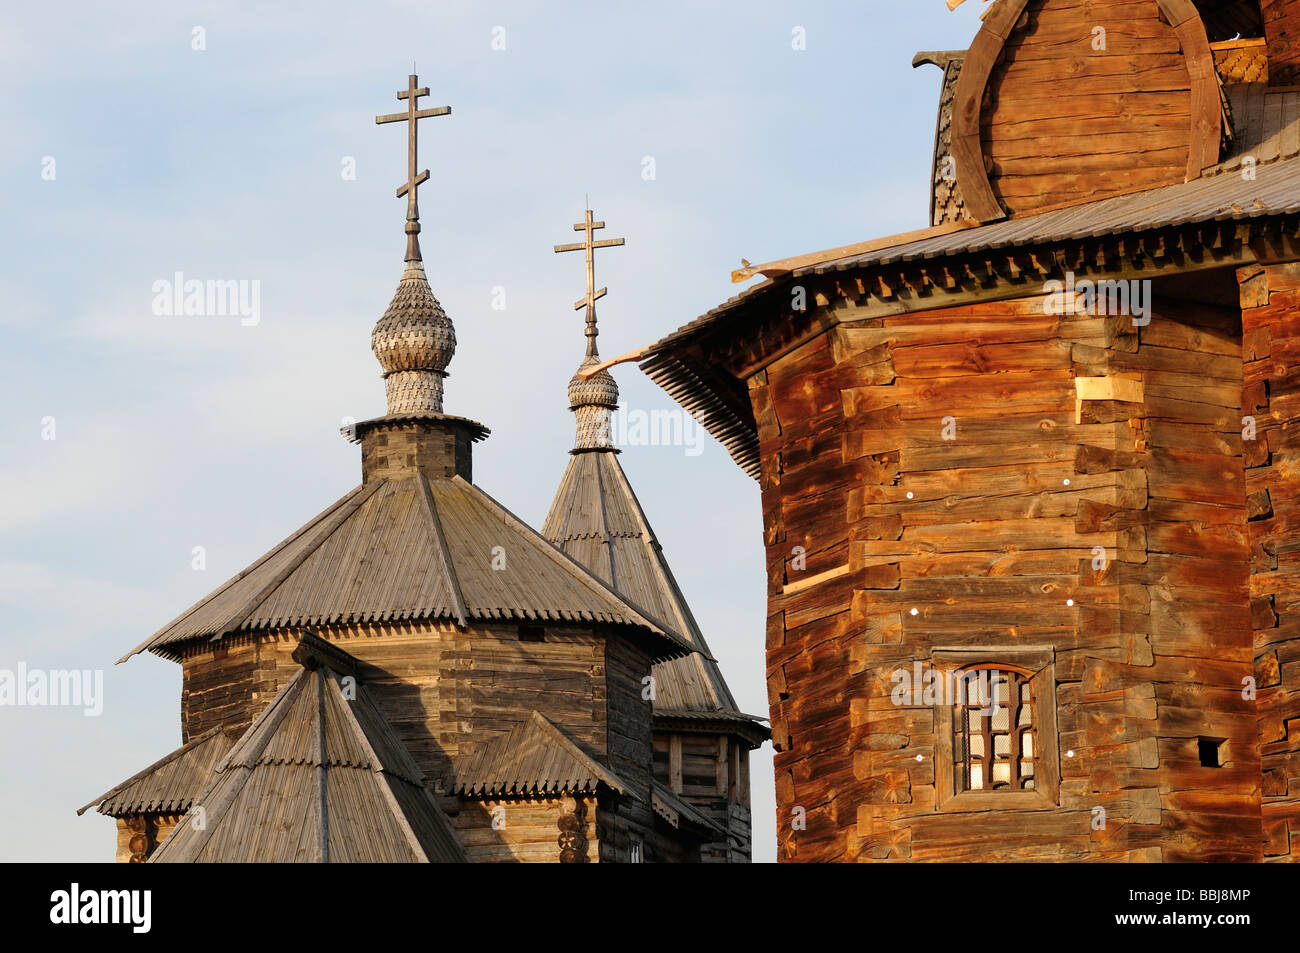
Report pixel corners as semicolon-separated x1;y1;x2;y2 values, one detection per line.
952;668;1037;793
933;647;1059;811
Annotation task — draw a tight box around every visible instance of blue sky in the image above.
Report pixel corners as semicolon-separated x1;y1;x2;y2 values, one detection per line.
0;1;987;862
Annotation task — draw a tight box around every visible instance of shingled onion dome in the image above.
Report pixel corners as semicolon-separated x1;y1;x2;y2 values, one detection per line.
371;252;456;415
568;321;619;451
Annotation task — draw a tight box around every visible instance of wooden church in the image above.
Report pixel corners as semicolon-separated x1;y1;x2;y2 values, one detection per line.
78;77;765;863
635;0;1300;861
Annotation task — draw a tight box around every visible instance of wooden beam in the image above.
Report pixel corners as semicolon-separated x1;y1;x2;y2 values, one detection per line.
574;344;653;379
1075;376;1145;424
783;563;851;596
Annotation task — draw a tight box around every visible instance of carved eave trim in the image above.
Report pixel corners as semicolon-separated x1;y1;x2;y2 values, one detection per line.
714;217;1286;379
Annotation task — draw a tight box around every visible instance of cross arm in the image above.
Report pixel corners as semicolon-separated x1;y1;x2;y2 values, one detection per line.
397;169;431;197
554;238;625;253
574;288;608;310
376;106;451;124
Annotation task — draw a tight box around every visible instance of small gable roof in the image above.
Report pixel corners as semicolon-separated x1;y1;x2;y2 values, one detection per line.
455;711;627;798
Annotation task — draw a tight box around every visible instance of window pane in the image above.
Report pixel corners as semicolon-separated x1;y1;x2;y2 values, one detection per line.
950;668;1038;797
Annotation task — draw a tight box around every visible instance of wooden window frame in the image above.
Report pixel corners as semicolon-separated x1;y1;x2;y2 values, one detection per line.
932;646;1059;813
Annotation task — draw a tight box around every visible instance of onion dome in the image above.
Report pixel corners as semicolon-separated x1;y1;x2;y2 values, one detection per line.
371;259;456;415
569;352;619;451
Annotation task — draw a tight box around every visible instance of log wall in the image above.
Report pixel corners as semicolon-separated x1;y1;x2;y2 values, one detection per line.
441;795;600;863
1240;260;1300;861
750;281;1262;861
1262;0;1300;85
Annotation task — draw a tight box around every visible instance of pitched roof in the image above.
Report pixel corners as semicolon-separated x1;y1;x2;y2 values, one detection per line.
455;710;627;797
642;152;1300;478
77;727;234;817
542;450;767;739
149;655;467;863
122;473;693;663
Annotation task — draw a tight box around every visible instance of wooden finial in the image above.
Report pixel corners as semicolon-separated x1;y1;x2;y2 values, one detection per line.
376;74;451;262
554;208;625;357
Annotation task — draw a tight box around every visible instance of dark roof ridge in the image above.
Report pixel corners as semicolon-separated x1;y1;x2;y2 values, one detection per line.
419;472;469;626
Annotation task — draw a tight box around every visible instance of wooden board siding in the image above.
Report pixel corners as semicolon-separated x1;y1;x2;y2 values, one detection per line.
1262;0;1300;86
1239;261;1300;861
750;287;1261;862
981;0;1194;215
652;729;754;861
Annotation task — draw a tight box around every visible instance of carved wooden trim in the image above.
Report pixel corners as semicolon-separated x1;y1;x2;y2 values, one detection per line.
951;0;1222;222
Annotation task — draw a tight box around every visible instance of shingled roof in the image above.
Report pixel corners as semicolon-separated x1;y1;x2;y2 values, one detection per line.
77;727;234;818
122;473;693;663
454;710;627;797
543;450;768;743
150;647;467;863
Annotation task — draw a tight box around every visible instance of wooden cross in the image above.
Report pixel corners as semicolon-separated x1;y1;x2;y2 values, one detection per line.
554;209;624;356
376;74;450;261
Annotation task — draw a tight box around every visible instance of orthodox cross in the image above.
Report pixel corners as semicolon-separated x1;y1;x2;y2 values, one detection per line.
376;73;450;262
554;209;625;357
